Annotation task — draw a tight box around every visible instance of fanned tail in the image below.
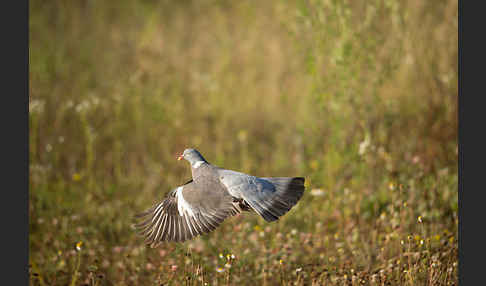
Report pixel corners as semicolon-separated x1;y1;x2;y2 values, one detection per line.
248;177;305;222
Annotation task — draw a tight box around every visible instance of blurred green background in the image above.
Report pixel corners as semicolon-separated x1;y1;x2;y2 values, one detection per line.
29;0;457;285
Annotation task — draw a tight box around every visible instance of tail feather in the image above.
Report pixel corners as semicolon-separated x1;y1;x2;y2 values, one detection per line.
253;177;305;222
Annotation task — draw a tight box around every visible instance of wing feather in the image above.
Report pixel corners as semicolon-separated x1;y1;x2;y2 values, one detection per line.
134;181;239;246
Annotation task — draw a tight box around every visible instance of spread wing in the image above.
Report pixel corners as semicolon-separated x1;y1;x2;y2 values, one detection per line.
217;169;305;222
134;179;240;247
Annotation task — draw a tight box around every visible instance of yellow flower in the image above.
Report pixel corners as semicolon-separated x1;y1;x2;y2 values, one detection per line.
418;216;423;223
304;180;310;188
72;173;82;181
237;130;248;142
279;259;283;265
253;225;262;232
388;182;395;191
76;241;83;251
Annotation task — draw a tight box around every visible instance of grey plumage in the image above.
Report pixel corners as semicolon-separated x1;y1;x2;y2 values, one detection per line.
134;148;305;246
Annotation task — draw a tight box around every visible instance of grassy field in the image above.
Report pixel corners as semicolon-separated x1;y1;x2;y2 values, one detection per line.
29;0;458;285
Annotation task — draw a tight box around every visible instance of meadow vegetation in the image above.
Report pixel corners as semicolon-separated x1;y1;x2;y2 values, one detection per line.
29;0;458;285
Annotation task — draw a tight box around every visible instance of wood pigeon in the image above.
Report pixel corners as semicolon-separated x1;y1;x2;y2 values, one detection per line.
134;148;305;247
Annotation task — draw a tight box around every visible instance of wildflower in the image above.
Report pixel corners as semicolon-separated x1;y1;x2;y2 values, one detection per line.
304;180;310;188
219;253;224;259
237;130;248;142
388;182;395;191
231;254;235;259
296;267;302;272
72;173;82;181
112;246;122;254
171;265;178;272
407;235;412;241
279;259;283;265
224;263;231;269
310;189;324;197
359;136;370;155
417;216;423;223
400;240;404;245
75;241;83;251
116;261;126;270
253;225;262;232
412;156;420;164
420;239;424;245
216;267;225;273
29;99;45;114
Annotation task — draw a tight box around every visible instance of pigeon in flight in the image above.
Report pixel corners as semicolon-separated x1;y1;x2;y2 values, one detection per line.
134;148;305;247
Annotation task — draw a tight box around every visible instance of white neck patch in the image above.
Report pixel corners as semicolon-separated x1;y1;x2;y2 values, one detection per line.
192;161;205;169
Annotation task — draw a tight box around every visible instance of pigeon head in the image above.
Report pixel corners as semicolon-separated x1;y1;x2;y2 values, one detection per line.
177;148;207;165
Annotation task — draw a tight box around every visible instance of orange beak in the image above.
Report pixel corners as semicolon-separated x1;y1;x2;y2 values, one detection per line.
177;154;184;161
